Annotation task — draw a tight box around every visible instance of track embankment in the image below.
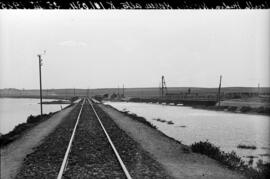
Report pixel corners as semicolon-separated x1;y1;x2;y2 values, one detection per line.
100;104;246;179
14;99;171;178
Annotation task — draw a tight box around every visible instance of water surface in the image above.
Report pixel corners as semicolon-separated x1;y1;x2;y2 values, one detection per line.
106;101;270;164
0;98;69;134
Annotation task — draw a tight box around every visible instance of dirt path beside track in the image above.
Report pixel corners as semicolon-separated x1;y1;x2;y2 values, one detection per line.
100;104;246;179
0;105;76;179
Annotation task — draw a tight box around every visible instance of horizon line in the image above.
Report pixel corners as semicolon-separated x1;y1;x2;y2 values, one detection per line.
1;86;270;90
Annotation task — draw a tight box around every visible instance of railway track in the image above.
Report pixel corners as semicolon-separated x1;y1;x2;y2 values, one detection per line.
57;97;132;179
16;97;170;178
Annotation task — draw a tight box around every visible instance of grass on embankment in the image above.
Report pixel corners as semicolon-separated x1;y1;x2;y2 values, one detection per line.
191;141;270;179
118;110;157;129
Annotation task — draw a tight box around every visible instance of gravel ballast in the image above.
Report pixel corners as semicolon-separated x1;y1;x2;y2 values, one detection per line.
63;101;125;178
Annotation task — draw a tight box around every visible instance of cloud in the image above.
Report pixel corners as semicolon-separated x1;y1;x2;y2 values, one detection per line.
58;40;87;47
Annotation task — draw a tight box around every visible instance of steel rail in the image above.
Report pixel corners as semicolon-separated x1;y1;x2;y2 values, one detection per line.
57;98;85;179
88;98;132;179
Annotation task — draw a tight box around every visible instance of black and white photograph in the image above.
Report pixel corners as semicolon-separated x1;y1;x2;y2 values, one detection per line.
0;2;270;178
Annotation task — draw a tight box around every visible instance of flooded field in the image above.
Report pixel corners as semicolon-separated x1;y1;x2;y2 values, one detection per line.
0;98;69;134
105;101;270;165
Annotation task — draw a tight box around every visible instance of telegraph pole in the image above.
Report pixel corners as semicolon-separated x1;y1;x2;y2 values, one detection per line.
38;54;43;116
217;75;222;107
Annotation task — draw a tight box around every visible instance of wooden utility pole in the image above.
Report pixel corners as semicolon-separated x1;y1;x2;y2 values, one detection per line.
38;54;43;116
217;75;222;107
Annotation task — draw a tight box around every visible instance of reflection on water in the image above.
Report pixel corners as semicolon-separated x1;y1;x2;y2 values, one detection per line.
0;98;68;134
106;101;270;164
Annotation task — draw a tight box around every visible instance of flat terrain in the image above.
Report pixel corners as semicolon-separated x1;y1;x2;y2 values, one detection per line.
0;105;76;179
100;104;246;179
1;87;269;99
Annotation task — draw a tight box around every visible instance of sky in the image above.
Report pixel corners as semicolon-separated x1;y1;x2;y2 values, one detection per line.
0;10;269;89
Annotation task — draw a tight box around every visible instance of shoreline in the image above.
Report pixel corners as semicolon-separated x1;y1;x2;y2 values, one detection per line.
191;105;270;116
0;103;74;147
105;100;270;116
105;104;185;146
100;103;246;178
42;100;71;104
0;104;77;179
105;103;270;162
102;103;269;178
